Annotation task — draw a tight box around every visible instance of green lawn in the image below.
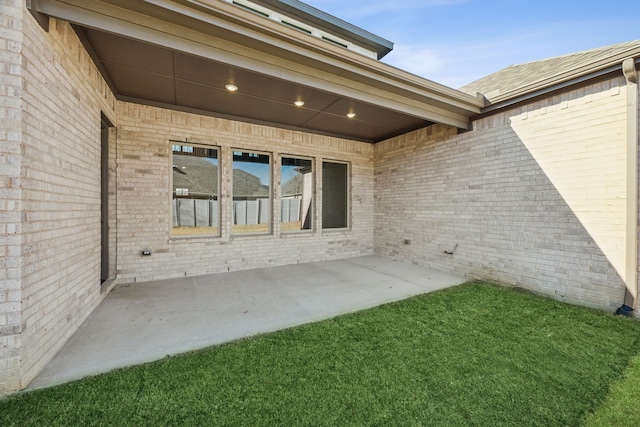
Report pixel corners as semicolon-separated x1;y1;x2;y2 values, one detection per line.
2;281;640;426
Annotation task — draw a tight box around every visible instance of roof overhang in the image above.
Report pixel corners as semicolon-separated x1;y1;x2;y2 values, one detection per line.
29;0;483;142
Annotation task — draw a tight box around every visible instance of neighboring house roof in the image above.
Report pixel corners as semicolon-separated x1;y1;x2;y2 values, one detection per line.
173;156;219;198
173;155;269;198
460;40;640;109
282;173;303;196
232;169;270;198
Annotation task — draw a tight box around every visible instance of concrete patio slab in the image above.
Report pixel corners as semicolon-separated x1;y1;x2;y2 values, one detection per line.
28;256;464;390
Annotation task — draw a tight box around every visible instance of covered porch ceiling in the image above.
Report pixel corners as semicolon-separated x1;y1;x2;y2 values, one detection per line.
29;0;484;143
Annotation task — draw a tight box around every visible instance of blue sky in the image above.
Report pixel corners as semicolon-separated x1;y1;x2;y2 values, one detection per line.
303;0;640;89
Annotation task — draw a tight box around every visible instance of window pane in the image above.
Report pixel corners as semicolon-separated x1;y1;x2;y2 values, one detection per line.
281;157;313;232
172;144;219;236
233;150;271;234
322;161;348;229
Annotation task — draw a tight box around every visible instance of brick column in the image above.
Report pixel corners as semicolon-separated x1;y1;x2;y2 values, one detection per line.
0;0;25;394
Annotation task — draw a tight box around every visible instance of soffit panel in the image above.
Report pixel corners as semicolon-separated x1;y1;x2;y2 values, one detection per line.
173;52;340;111
303;113;385;141
81;27;434;142
174;80;322;126
82;27;175;75
102;63;177;105
321;98;425;130
302;111;427;142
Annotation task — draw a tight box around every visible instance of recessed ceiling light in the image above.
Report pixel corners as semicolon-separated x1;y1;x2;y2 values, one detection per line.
346;112;356;119
225;84;238;92
294;100;305;107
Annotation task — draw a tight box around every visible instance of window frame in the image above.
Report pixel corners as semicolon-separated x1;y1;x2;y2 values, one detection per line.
321;159;351;230
231;149;273;236
280;155;315;234
170;141;221;238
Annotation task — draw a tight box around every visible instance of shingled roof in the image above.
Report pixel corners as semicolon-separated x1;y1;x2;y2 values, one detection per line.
460;40;640;105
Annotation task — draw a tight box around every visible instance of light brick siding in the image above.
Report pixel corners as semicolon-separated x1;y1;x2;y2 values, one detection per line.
114;103;374;283
0;0;25;392
0;8;117;392
374;78;629;311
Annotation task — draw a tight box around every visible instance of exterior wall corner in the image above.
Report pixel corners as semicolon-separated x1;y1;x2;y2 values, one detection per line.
0;0;26;394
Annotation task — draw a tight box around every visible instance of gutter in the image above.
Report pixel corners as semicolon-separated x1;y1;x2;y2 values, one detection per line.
617;57;639;316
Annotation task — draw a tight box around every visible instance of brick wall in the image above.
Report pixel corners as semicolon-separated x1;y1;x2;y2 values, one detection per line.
0;0;25;393
374;78;629;311
0;8;117;393
115;102;374;283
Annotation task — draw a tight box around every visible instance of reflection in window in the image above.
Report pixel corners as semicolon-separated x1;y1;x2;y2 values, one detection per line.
281;157;313;232
172;144;219;236
232;150;271;234
322;161;349;229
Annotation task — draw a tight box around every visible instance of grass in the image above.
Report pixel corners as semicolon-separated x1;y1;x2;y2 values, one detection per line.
2;281;640;426
583;351;640;426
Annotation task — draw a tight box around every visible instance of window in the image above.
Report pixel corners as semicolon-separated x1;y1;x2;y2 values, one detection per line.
232;150;271;234
172;143;219;236
281;157;313;232
322;161;349;229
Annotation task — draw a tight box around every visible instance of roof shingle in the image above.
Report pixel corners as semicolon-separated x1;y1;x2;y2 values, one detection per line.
460;40;640;103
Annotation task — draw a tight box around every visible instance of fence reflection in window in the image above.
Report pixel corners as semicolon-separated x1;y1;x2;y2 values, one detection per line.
172;144;219;236
232;150;271;234
281;157;313;232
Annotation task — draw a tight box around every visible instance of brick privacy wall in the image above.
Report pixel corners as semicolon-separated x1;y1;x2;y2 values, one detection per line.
0;0;25;392
374;77;629;311
10;14;116;392
115;102;374;283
